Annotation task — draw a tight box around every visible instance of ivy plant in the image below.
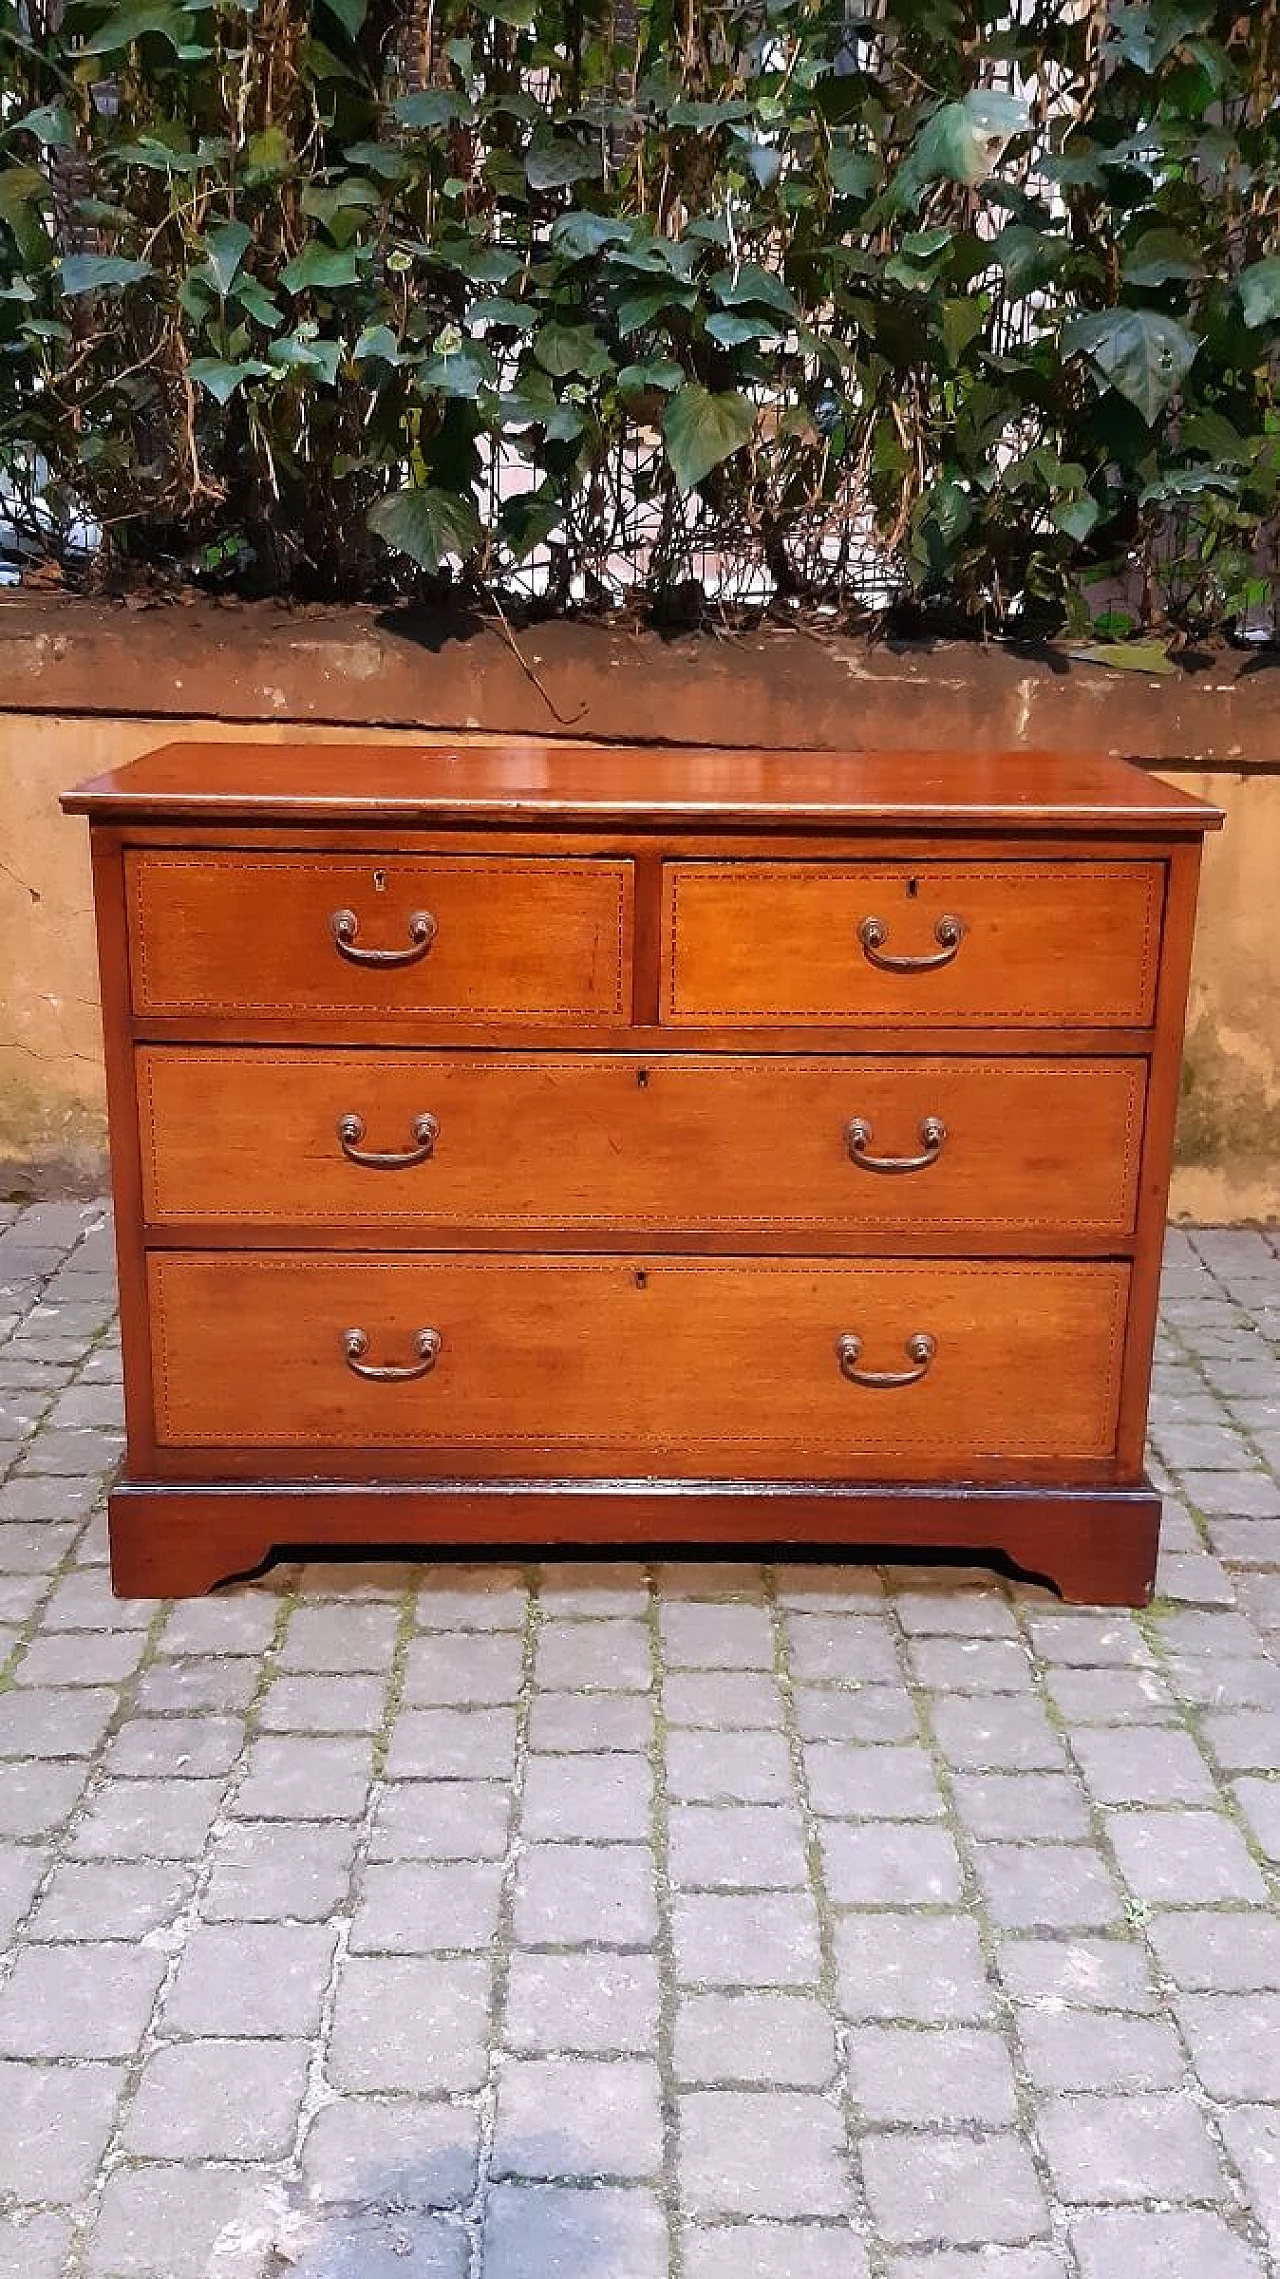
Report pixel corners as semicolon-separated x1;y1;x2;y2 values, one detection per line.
0;0;1277;636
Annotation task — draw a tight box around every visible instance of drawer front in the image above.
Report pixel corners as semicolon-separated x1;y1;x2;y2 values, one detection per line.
138;1049;1147;1240
662;861;1164;1026
126;852;633;1021
148;1253;1129;1477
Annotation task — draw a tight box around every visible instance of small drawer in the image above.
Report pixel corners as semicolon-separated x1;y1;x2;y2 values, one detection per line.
137;1048;1147;1242
125;851;633;1022
662;860;1164;1027
148;1252;1129;1478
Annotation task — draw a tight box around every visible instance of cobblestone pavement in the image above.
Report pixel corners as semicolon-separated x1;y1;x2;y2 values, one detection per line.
1;1202;1280;2278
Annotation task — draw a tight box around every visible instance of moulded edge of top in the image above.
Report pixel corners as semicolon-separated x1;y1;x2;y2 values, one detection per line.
60;739;1227;834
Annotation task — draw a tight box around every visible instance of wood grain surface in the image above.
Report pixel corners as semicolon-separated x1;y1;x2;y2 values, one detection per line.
147;1251;1131;1478
662;859;1165;1026
125;850;634;1021
136;1048;1148;1245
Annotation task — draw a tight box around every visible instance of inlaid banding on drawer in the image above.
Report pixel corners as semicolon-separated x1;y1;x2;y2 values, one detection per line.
125;851;633;1021
136;1049;1148;1239
148;1253;1129;1476
662;861;1164;1026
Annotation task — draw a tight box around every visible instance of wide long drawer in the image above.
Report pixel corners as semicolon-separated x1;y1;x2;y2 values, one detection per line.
137;1049;1147;1242
662;860;1164;1026
125;851;633;1022
147;1253;1130;1478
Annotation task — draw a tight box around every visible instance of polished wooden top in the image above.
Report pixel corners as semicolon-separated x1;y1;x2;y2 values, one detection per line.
62;738;1224;833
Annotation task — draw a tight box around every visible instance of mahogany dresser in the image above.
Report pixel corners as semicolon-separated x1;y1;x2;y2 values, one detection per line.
63;741;1221;1602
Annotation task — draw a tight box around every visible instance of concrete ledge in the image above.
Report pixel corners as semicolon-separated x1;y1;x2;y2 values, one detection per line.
1;596;1278;764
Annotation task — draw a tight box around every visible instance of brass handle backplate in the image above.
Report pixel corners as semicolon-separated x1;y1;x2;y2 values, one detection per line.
846;1115;947;1175
837;1330;937;1388
330;907;437;967
343;1326;442;1382
338;1111;439;1170
858;913;965;973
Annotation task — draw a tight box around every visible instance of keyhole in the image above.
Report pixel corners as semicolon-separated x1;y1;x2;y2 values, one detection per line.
906;876;920;899
635;1270;648;1289
373;869;387;893
636;1068;649;1089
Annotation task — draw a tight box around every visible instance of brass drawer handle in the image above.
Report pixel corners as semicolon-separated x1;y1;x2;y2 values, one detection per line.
343;1326;442;1381
858;913;965;972
330;906;437;967
837;1330;937;1388
338;1111;439;1170
847;1115;946;1175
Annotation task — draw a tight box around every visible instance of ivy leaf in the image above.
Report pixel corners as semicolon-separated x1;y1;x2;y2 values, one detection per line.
268;334;342;383
666;95;755;127
544;403;586;442
498;484;563;559
615;282;696;337
704;310;781;347
609;236;696;279
344;141;412;181
188;355;271;403
82;3;189;51
1075;637;1177;673
353;323;405;363
318;0;366;40
109;133;201;174
618;358;684;394
896;89;1028;206
550;211;632;260
1107;4;1210;72
828;144;877;198
497;369;557;428
0;168;45;227
368;484;481;570
303;35;359;81
1052;496;1100;540
59;254;153;294
232;277;284;328
417;341;497;395
1239;257;1280;329
525;142;602;191
533;321;611;378
466;296;536;332
434;241;521;283
12;102;75;147
202;219;252;296
1182;410;1250;461
709;264;797;317
1139;465;1236;505
394;89;474;129
939;296;984;363
280;242;361;292
886;228;952;291
242;126;291;178
1063;307;1199;423
992;223;1066;299
663;382;755;491
1122;228;1204;286
302;179;380;229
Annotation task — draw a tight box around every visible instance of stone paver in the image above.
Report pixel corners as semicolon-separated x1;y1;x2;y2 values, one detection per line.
0;1206;1277;2272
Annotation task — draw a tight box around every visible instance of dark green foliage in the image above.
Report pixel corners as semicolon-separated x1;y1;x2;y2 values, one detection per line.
1;0;1277;633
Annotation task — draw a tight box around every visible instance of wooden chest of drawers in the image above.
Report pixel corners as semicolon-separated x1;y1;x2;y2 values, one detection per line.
64;740;1221;1603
